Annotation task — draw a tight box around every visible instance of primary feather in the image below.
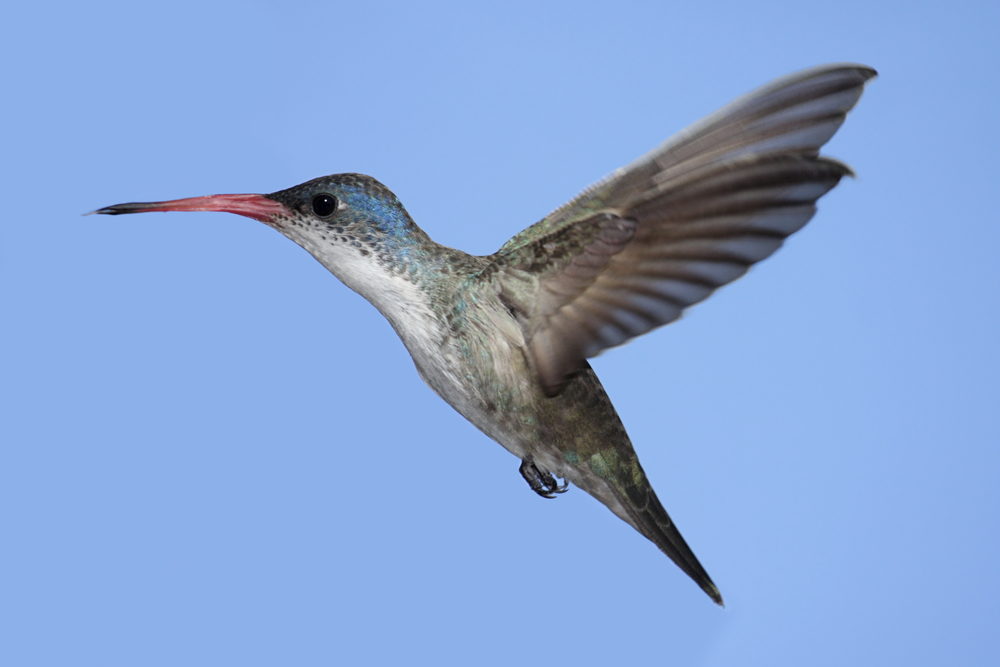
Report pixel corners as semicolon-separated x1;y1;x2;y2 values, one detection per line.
491;64;875;394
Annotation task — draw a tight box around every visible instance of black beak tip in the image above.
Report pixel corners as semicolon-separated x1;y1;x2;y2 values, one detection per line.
84;203;142;216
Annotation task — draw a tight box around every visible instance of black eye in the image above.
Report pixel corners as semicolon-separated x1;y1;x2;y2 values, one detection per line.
311;194;338;217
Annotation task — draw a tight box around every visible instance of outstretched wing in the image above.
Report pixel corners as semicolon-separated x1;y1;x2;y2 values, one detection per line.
490;64;876;395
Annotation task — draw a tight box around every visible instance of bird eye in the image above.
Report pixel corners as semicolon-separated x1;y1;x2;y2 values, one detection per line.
311;194;338;217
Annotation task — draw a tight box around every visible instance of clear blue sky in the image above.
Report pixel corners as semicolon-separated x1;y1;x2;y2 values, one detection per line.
2;1;998;665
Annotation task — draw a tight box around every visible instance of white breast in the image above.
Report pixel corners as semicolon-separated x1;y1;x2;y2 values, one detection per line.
287;232;471;402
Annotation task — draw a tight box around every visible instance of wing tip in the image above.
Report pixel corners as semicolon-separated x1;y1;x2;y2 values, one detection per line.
794;62;877;84
706;582;725;607
816;155;857;179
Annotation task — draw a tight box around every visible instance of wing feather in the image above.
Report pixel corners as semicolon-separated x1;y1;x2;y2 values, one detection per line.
490;64;875;394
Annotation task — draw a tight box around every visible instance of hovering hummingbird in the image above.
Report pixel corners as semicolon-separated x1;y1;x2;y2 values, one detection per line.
93;64;875;605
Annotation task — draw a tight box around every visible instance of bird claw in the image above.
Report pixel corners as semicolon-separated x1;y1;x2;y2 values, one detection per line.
519;458;569;499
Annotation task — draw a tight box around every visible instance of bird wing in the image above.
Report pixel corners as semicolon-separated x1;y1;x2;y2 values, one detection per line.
489;64;876;395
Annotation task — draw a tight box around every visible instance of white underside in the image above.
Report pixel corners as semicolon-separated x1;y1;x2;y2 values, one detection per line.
287;230;531;459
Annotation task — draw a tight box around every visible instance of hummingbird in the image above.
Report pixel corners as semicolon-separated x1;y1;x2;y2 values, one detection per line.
92;64;875;605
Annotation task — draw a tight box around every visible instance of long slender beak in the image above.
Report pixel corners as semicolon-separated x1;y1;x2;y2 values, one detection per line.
87;193;290;224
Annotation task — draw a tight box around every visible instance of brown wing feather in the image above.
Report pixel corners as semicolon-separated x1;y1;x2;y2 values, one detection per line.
492;65;875;394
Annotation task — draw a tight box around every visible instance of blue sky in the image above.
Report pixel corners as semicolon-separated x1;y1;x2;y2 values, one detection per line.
2;1;998;665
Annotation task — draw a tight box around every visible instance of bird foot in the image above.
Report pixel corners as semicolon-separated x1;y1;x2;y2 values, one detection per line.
519;458;569;499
